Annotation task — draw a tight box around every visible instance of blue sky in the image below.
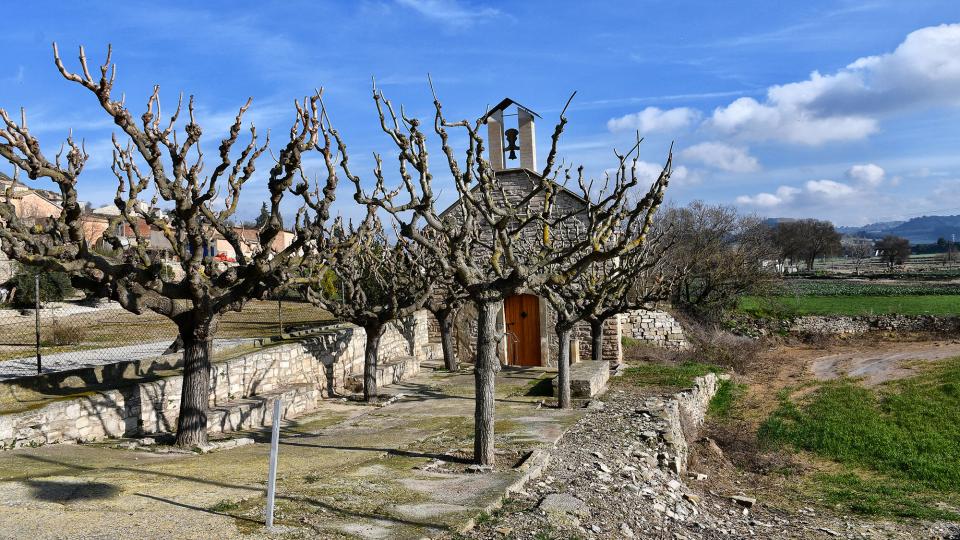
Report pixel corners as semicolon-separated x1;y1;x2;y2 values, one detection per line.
1;0;959;225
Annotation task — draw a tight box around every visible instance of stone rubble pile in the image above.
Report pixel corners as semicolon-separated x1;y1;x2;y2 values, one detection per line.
460;386;960;540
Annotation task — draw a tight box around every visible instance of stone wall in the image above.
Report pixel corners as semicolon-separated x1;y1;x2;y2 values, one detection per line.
571;317;622;365
638;372;726;474
0;311;430;449
735;313;960;337
619;308;688;350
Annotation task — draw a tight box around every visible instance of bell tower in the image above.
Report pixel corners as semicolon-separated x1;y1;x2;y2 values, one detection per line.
482;98;541;173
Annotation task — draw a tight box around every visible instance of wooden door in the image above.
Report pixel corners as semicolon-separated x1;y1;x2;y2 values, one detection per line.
504;294;541;366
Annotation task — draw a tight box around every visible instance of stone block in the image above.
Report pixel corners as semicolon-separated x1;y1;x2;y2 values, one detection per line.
553;360;609;399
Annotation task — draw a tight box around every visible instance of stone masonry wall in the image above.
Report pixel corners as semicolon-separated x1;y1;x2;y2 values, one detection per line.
733;313;960;338
0;311;430;449
620;308;689;350
638;372;727;474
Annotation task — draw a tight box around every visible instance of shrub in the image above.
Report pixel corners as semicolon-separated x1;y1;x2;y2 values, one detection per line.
45;320;86;346
11;269;74;307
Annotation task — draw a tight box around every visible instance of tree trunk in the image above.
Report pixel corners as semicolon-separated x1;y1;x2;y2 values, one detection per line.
557;325;572;409
437;307;458;371
364;324;385;402
174;323;213;448
474;300;501;466
590;318;604;362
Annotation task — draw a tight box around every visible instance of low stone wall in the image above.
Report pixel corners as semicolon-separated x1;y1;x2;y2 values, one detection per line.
636;372;726;474
736;313;960;337
619;308;688;350
0;311;430;449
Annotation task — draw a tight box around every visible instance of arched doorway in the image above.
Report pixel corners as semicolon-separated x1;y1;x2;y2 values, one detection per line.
504;294;541;366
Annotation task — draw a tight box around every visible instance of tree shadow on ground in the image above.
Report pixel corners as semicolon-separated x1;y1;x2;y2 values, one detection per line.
17;453;450;532
25;479;120;502
276;440;475;464
133;492;263;525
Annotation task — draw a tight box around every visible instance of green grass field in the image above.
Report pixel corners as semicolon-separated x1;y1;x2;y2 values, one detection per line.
758;357;960;520
739;294;960;317
618;361;724;388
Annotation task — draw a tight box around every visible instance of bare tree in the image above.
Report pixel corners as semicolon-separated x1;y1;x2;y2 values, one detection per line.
664;202;778;317
536;144;675;407
845;241;874;275
877;235;910;268
541;237;674;407
422;275;468;371
580;227;678;365
0;45;338;447
772;219;841;271
333;83;672;463
305;211;432;401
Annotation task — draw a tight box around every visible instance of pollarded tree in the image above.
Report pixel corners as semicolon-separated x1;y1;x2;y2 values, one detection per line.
576;223;678;366
422;272;468;372
304;211;433;401
333;83;672;464
0;44;339;447
537;150;675;407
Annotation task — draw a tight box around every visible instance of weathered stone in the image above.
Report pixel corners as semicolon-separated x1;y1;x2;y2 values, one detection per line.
538;493;591;518
553;360;609;399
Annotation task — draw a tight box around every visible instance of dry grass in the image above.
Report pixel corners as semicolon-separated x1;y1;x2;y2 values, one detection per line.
45;321;86;347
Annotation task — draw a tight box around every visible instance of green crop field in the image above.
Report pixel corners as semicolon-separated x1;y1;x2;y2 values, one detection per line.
774;280;960;297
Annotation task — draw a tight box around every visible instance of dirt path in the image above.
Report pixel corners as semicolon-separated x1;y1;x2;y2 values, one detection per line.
810;339;960;385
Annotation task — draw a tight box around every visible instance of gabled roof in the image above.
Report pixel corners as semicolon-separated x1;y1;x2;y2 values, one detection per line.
481;98;542;123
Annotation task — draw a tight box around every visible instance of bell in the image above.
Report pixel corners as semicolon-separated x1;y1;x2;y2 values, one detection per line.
504;128;520;160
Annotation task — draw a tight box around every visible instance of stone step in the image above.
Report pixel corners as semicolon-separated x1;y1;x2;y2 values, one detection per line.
345;355;420;393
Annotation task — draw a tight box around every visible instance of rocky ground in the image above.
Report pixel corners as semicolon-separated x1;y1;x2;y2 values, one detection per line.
455;382;960;540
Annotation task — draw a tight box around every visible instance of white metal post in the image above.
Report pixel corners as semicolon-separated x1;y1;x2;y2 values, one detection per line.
34;275;41;375
265;398;282;529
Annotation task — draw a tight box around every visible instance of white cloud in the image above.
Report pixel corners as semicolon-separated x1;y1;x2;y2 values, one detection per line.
708;24;960;145
805;179;856;198
679;142;759;173
631;160;700;187
736;186;800;207
396;0;501;28
846;163;885;187
735;164;892;213
607;106;700;134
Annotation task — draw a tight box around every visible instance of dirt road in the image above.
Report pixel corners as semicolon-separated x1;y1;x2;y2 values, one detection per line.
810;340;960;385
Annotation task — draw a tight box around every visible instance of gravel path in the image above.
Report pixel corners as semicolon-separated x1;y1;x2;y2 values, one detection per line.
0;338;256;380
457;384;960;540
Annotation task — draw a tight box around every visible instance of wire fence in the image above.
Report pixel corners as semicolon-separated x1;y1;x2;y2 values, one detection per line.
0;282;333;380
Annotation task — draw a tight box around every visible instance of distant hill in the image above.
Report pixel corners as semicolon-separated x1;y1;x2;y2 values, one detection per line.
886;216;960;244
837;220;904;236
839;216;960;244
